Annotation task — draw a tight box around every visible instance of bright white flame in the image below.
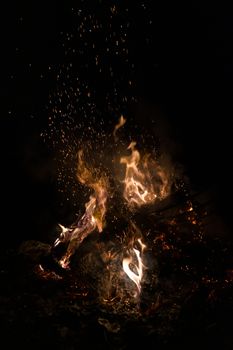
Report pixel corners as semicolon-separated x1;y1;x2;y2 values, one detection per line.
54;224;71;247
122;238;146;294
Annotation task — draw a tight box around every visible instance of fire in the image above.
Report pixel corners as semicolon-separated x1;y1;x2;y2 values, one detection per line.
54;150;108;268
120;141;170;208
77;150;108;232
54;224;72;247
113;115;126;141
123;238;146;294
52;121;172;305
120;141;156;207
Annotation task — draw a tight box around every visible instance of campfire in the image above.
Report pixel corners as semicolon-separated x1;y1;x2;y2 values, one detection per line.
3;116;232;349
25;116;212;314
44;117;175;305
2;2;233;348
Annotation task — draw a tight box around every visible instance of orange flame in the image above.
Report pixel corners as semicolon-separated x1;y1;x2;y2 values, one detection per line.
77;150;108;233
54;150;108;268
120;142;156;207
123;238;146;294
120;142;170;208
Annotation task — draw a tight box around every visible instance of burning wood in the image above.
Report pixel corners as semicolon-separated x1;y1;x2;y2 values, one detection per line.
14;117;230;326
49;120;173;300
54;150;108;268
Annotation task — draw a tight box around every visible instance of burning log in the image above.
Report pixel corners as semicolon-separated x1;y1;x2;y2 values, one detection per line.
53;150;108;268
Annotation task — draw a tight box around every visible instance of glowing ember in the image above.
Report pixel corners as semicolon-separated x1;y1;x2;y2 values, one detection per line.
123;238;146;294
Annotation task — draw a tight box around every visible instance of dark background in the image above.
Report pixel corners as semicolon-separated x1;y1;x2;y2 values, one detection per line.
1;1;233;248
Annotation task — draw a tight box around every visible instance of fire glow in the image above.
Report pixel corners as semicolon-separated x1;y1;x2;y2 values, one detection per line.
53;118;171;297
54;150;108;268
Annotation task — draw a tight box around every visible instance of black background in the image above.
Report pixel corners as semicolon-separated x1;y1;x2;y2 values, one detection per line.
1;1;233;248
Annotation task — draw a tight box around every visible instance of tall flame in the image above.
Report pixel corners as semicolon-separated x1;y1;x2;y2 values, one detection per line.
54;150;108;268
122;238;146;294
120;142;170;208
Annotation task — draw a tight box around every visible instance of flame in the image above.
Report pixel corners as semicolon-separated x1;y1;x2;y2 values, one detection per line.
54;224;72;247
113;115;126;141
123;238;146;294
120;142;156;207
120;142;170;208
77;150;108;233
54;150;108;268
